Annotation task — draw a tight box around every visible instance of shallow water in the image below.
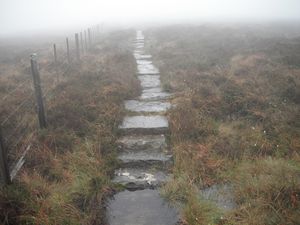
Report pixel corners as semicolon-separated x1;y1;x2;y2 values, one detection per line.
107;190;179;225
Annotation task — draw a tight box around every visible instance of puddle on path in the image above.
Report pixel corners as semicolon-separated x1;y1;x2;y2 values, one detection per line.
200;184;236;211
107;190;179;225
113;168;170;188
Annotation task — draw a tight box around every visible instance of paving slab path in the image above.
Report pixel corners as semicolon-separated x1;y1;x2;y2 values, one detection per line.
107;30;179;225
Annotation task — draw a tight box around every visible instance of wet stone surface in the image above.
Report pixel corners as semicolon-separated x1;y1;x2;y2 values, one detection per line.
119;116;168;129
134;53;152;60
138;75;161;88
140;88;171;101
117;135;167;152
107;30;177;225
117;150;172;166
137;64;160;75
107;190;179;225
136;59;153;65
125;100;171;112
113;168;170;189
135;43;144;49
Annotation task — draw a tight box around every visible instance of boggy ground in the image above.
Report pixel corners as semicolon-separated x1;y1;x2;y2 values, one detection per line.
0;29;139;225
145;24;300;225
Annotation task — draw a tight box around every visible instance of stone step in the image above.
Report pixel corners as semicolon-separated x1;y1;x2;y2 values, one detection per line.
136;59;152;65
113;168;170;190
133;40;144;44
138;75;160;89
117;134;167;151
117;150;172;168
119;116;168;135
107;189;179;225
137;64;159;75
134;53;152;60
124;100;170;113
117;135;172;168
140;87;171;101
135;44;144;49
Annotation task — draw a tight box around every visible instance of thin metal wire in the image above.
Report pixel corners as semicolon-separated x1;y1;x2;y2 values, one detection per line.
8;131;29;151
0;79;31;102
1;94;34;126
4;116;35;143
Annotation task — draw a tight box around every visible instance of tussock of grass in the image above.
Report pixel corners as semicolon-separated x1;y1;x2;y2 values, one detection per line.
161;176;223;225
228;159;300;225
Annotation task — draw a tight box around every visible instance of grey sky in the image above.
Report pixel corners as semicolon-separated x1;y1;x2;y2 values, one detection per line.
1;0;300;35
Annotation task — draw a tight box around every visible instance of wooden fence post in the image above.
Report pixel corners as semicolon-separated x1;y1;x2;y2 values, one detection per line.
88;28;92;49
66;38;70;64
75;33;80;61
53;43;59;82
80;32;84;54
53;44;57;64
0;127;11;185
30;54;47;129
84;30;88;52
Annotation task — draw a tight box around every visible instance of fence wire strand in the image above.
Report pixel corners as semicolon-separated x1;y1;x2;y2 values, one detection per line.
1;94;34;126
1;79;31;102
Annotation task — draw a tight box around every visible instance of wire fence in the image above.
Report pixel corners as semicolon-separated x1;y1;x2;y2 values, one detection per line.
0;24;102;185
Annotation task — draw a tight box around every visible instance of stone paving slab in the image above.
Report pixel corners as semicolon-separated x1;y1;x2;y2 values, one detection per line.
118;150;172;164
134;53;152;60
119;116;169;135
138;64;159;75
108;30;177;225
117;134;167;152
113;168;170;189
107;189;179;225
125;100;171;113
136;59;152;65
135;44;144;49
140;88;171;101
119;115;168;129
138;75;161;89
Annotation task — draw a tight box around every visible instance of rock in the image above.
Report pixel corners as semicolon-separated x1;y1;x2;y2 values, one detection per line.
107;190;179;225
124;100;171;112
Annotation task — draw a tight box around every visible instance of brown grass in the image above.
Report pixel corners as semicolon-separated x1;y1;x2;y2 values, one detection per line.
148;24;300;224
0;29;139;224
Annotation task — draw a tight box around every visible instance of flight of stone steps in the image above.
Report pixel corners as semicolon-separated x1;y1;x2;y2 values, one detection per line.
107;30;178;225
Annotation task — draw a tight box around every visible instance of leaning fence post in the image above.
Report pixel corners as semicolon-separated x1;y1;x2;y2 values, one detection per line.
30;54;47;129
0;127;11;185
75;33;80;61
66;38;70;64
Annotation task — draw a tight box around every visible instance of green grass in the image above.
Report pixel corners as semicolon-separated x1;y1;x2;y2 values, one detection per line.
227;158;300;225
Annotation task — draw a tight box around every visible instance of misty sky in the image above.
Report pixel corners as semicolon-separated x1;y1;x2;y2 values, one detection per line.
1;0;300;35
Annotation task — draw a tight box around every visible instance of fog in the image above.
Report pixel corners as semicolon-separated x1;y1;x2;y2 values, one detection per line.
1;0;300;36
